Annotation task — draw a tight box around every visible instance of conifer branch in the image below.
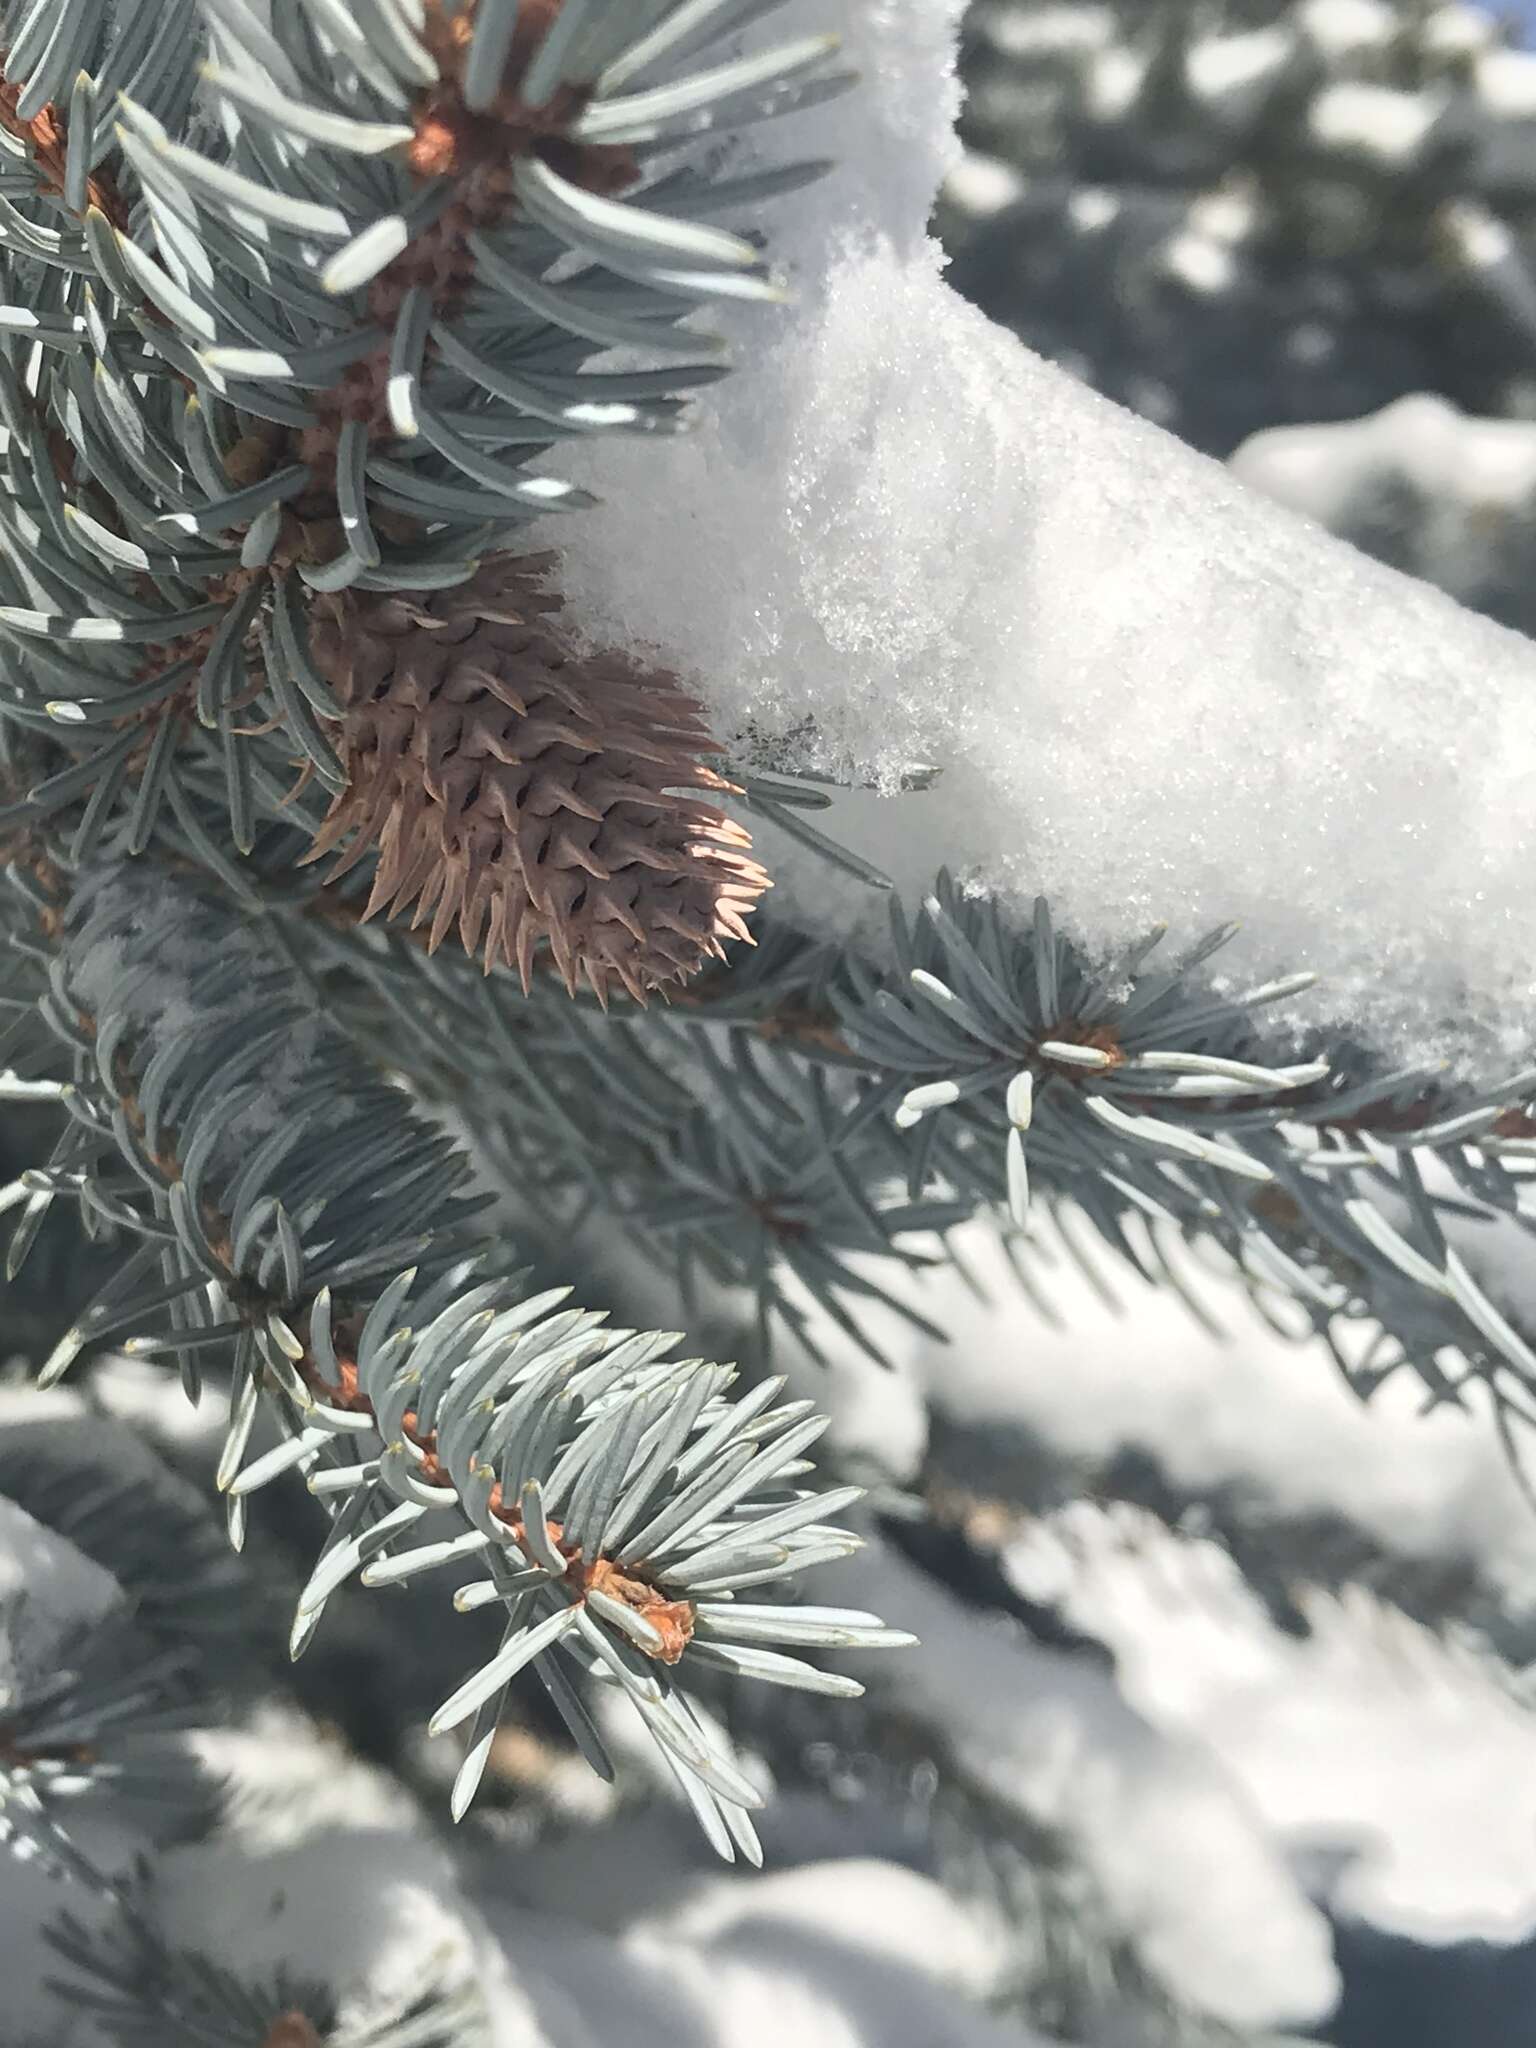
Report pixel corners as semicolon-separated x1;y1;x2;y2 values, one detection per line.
0;0;846;994
3;853;909;1859
46;1889;489;2048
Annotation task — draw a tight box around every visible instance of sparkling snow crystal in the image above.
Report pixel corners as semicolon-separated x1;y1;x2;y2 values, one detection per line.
546;1;1536;1074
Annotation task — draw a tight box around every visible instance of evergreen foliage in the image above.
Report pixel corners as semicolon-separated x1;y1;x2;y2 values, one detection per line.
0;1;1534;2041
46;1897;486;2048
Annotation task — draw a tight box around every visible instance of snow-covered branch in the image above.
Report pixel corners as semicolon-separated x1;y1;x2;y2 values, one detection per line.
548;1;1536;1076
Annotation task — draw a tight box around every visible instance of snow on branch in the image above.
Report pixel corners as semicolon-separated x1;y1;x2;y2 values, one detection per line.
547;1;1536;1078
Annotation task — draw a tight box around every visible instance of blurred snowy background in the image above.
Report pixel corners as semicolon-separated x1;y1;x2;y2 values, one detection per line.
941;0;1536;642
9;4;1536;2047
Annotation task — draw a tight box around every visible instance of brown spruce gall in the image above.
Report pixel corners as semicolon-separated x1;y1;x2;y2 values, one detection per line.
303;559;768;1004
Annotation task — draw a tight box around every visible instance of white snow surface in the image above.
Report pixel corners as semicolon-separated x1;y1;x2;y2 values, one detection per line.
545;2;1536;1074
166;1710;1051;2048
1016;1507;1536;1943
480;1857;1049;2048
87;1350;227;1448
776;1214;1536;1968
807;1533;1342;2031
151;1828;501;2030
1298;0;1399;58
187;1707;423;1848
0;1495;120;1697
1233;393;1536;535
162;1710;525;2032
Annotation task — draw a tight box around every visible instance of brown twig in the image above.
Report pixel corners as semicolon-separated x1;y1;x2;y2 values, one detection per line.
301;1345;694;1661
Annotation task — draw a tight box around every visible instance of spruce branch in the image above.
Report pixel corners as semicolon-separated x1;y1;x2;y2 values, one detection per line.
296;844;1536;1451
4;854;911;1859
0;0;847;995
45;1888;488;2048
0;1409;272;1683
218;837;1536;1449
0;1502;211;1887
265;879;971;1361
831;874;1536;1454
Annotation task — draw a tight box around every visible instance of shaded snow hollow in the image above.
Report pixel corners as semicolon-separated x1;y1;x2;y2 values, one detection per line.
545;0;1536;1076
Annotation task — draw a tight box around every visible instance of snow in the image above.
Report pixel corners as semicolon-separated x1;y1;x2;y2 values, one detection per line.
86;1351;226;1449
1308;83;1446;167
172;1710;1053;2048
1161;229;1236;295
0;1385;89;1428
763;0;964;267
1184;29;1294;113
1065;186;1120;234
186;1707;422;1848
804;1532;1341;2032
646;1856;1007;2003
1234;395;1536;535
0;1496;121;1698
800;1215;1536;1619
1423;4;1501;61
1442;198;1518;271
150;1828;498;2031
1016;1508;1536;1943
481;1858;1049;2048
972;2;1114;63
1477;46;1536;118
1297;0;1399;58
639;1861;1042;2048
545;5;1536;1076
942;150;1026;223
771;1214;1536;1975
1085;46;1147;124
1188;186;1261;246
159;1709;518;2034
